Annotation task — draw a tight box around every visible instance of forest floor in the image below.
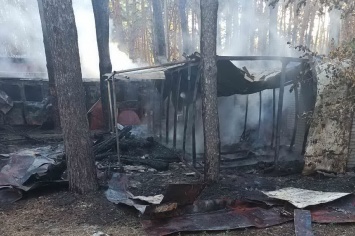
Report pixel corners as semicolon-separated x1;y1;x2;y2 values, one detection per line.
2;127;355;236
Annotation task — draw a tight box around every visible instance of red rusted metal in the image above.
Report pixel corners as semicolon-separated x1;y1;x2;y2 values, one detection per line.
160;183;206;205
142;199;292;235
117;110;141;126
88;99;105;130
311;195;355;223
88;99;141;130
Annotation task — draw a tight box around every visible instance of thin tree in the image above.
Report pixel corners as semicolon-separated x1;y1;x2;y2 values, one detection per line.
37;0;61;129
179;0;189;55
92;0;112;130
152;0;167;62
37;0;98;193
200;0;221;182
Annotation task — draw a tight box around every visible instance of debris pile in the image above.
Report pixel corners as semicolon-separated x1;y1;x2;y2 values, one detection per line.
0;126;181;204
0;145;66;204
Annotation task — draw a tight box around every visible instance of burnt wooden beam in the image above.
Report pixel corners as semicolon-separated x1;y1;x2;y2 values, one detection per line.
191;70;201;168
271;89;276;147
217;56;308;63
92;0;112;130
159;80;165;142
165;92;171;144
111;77;121;168
242;95;249;140
173;72;182;148
290;86;299;151
183;63;192;156
107;80;114;132
258;92;262;139
274;61;289;166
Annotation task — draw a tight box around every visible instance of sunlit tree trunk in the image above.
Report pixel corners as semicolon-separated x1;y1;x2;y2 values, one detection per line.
179;0;190;55
152;0;167;62
38;0;98;193
269;3;278;54
306;7;317;48
299;3;311;45
200;0;220;182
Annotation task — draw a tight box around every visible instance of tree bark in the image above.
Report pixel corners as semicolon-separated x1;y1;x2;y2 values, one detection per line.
152;0;167;62
38;0;98;193
92;0;112;130
200;0;220;183
37;0;61;130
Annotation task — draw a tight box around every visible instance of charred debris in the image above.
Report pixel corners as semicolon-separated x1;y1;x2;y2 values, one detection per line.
2;54;355;235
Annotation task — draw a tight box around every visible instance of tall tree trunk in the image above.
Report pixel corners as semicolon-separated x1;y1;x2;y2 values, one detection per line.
37;0;61;130
152;0;167;62
200;0;220;182
291;3;299;44
328;9;342;47
299;5;311;45
164;0;170;59
38;0;98;193
92;0;112;130
307;7;317;48
179;0;189;55
269;3;278;54
225;2;233;51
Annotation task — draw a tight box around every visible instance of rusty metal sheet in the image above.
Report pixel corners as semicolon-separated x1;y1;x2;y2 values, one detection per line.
0;145;66;205
143;183;205;217
160;183;205;205
0;186;22;204
142;199;292;236
311;194;355;223
294;209;314;236
105;173;163;213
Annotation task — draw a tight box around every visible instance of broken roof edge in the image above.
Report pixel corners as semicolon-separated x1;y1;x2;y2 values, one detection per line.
217;55;309;63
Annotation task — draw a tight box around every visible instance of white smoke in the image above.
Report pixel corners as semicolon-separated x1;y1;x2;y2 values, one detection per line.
72;0;137;78
0;0;137;79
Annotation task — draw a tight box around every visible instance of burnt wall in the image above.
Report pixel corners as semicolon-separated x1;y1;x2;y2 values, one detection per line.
0;78;101;126
0;77;159;127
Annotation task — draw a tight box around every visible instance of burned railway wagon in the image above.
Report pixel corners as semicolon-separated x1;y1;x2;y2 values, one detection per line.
106;55;317;167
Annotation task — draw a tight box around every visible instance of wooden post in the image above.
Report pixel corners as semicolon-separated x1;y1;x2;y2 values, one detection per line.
289;86;299;151
274;60;289;166
159;81;165;141
173;72;182;148
191;70;201;168
182;63;192;155
242;95;249;140
258;92;262;139
271;88;276;147
111;77;121;168
165;91;171;144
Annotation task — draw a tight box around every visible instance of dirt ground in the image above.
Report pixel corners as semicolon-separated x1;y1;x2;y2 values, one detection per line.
1;180;355;236
2;127;355;235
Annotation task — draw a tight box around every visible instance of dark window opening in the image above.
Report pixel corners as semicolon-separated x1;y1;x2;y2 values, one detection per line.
1;84;22;101
24;85;43;102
